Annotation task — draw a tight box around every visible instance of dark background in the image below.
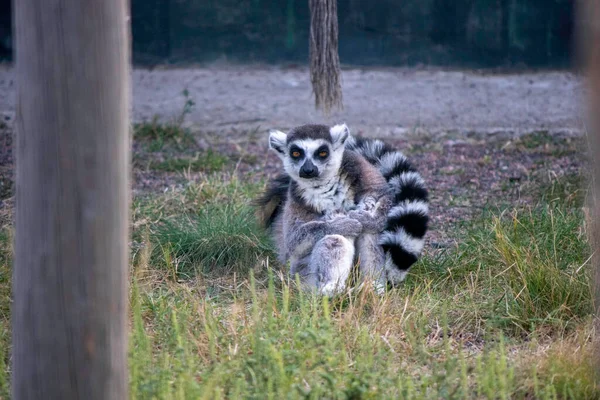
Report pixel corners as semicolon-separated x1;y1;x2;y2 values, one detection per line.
0;0;576;68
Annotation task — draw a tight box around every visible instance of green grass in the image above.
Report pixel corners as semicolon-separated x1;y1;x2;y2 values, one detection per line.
133;175;272;279
123;172;598;398
0;227;11;398
0;168;597;398
492;206;591;333
148;150;229;173
518;131;555;149
132;173;264;227
150;203;273;279
503;131;582;158
127;272;598;399
133;116;194;152
538;173;588;208
429;203;591;336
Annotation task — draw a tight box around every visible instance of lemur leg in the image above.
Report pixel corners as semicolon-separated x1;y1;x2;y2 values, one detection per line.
289;257;319;292
356;233;387;293
310;234;355;296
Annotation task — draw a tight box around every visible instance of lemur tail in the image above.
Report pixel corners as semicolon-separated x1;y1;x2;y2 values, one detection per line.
253;173;290;229
346;136;429;284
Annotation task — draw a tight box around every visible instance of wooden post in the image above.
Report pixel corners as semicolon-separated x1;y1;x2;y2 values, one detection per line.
12;0;130;398
579;0;600;386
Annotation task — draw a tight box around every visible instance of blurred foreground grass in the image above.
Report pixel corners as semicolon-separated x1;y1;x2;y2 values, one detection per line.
0;160;596;399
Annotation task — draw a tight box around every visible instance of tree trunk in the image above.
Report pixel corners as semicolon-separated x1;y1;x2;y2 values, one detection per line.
12;0;130;398
309;0;342;113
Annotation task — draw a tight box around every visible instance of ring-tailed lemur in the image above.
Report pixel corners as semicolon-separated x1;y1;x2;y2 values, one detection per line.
256;124;428;294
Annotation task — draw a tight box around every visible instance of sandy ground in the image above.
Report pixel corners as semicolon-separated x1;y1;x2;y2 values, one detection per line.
0;65;583;137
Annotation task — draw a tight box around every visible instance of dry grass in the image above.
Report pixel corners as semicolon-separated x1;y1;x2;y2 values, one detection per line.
123;171;600;398
0;147;596;399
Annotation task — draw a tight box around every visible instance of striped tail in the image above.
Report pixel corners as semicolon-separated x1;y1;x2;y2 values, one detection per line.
346;136;429;284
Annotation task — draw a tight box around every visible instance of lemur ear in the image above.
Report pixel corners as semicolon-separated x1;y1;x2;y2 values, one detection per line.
268;129;287;158
330;123;349;148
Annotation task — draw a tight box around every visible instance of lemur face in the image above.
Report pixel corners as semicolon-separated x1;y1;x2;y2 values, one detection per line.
269;124;349;184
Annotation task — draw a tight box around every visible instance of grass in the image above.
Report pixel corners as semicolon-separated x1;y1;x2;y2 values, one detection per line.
133;90;196;152
0;176;11;201
148;150;229;173
0;227;11;398
133;116;195;152
149;203;273;279
435;203;592;336
123;170;598;398
538;173;588;208
0;157;597;398
502;131;582;158
133;174;272;279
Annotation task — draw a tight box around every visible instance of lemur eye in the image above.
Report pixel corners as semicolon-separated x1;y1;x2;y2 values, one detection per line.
291;151;301;158
319;151;328;158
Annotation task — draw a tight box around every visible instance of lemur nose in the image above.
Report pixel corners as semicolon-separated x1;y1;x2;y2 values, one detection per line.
300;159;318;179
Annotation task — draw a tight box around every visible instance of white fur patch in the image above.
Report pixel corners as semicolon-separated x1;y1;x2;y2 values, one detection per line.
388;172;426;192
330;124;349;147
379;151;408;176
298;177;354;214
388;201;429;219
379;228;425;256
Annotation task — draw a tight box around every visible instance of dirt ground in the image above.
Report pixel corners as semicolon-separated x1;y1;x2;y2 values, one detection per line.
0;65;586;248
0;64;583;136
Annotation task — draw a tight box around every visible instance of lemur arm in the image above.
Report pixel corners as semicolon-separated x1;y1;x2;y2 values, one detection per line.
349;194;393;233
345;155;393;234
285;216;363;260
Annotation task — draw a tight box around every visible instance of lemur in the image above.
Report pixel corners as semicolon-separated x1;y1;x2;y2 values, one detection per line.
256;123;429;295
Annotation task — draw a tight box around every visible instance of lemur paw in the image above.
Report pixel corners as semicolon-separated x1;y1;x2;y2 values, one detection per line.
348;209;387;233
358;196;378;211
319;280;347;297
373;280;387;296
351;280;387;296
357;196;393;214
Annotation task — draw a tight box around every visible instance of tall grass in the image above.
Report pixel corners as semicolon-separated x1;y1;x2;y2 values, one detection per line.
0;167;595;398
0;227;11;398
128;269;598;399
125;170;597;398
151;203;273;278
491;205;591;334
429;201;592;336
133;174;274;279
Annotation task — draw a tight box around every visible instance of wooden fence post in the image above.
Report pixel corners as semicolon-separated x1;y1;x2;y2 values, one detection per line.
12;0;130;398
